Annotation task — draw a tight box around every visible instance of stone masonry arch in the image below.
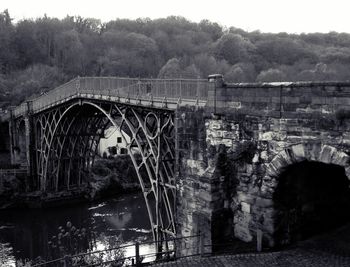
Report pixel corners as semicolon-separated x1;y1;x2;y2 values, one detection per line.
261;143;350;246
265;143;350;180
233;142;350;248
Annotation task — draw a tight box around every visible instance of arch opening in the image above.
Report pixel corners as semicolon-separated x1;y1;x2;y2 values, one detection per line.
45;104;112;192
273;160;350;245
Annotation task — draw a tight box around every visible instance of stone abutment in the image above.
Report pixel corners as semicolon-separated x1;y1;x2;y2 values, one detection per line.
176;80;350;254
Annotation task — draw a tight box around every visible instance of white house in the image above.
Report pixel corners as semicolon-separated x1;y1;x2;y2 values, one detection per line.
98;126;130;156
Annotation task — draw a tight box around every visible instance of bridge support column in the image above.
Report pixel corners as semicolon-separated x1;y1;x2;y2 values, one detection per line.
8;112;16;165
176;108;234;256
0;120;11;166
23;115;34;184
8;103;34;191
4;121;13;165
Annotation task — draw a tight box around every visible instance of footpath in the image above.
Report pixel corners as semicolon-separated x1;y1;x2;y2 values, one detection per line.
151;224;350;267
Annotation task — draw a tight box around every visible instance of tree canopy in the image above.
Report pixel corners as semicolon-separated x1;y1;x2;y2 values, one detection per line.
1;10;350;108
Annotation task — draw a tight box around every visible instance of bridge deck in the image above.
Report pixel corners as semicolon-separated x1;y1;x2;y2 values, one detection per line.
2;77;213;120
5;77;350;121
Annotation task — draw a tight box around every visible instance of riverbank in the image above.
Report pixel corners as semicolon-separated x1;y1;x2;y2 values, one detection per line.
0;155;142;209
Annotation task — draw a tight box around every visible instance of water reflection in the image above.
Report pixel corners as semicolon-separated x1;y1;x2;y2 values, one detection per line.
0;243;16;266
0;193;153;265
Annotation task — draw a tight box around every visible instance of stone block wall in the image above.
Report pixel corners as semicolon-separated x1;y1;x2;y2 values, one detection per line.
204;113;350;247
176;107;235;255
214;82;350;120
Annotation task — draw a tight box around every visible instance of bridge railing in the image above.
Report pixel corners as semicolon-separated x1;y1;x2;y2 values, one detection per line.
9;77;212;118
78;77;210;101
32;78;78;112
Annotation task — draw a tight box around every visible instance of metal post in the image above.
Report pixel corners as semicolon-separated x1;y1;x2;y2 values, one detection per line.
179;80;182;99
8;109;15;165
99;77;102;95
214;81;217;115
135;242;140;266
25;101;33;180
196;75;200;100
138;79;141;96
108;78;111;98
155;116;162;257
76;76;81;96
63;255;70;267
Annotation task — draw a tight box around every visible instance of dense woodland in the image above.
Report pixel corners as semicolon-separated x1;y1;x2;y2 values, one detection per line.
1;9;350;107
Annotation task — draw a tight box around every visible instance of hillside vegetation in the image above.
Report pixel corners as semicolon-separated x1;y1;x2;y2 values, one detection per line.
1;9;350;107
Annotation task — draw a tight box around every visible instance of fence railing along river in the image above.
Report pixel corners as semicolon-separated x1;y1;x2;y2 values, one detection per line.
28;232;259;267
29;234;199;267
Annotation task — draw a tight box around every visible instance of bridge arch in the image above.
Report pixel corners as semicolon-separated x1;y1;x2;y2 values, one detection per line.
265;143;350;179
34;99;176;251
41;102;82;188
264;143;350;246
34;103;96;191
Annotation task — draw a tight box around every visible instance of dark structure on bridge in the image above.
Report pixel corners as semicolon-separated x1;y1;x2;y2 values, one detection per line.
2;75;350;255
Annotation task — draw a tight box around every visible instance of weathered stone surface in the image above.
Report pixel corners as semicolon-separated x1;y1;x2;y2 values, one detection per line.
206;119;239;147
255;197;274;208
234;224;253;242
265;162;279;177
319;145;336;164
241;202;251;213
260;184;274;198
291;143;306;160
344;166;350;179
330;151;349;166
268;156;288;175
236;191;255;204
262;176;277;189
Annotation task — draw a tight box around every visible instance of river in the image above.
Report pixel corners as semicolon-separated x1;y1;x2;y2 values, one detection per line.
0;193;154;266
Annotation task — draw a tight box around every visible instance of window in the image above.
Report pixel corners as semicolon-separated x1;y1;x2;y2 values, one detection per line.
117;137;122;143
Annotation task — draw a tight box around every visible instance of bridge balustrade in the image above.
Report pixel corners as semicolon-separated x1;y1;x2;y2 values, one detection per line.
9;77;212;118
78;77;210;100
31;78;78;112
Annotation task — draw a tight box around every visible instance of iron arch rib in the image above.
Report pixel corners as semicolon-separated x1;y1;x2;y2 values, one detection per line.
83;101;177;252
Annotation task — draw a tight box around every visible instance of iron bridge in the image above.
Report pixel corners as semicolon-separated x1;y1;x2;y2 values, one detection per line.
4;77;213;254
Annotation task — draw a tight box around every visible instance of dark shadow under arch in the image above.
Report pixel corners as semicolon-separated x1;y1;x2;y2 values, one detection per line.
273;160;350;245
